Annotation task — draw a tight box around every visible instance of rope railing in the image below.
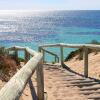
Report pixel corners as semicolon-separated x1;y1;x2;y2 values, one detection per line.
0;46;44;100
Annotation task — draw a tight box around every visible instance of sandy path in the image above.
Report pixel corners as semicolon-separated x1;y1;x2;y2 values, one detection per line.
1;59;100;100
65;52;100;79
43;65;88;100
20;65;88;100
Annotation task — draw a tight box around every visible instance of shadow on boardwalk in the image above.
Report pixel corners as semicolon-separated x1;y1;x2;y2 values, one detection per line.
63;63;100;82
29;79;38;100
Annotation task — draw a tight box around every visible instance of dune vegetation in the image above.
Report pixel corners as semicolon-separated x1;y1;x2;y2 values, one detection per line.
65;40;100;61
0;47;24;81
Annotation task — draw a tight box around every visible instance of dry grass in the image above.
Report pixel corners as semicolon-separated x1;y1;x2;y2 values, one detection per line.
0;55;20;82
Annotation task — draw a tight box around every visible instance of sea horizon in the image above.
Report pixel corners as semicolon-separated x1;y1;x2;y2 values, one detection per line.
0;10;100;61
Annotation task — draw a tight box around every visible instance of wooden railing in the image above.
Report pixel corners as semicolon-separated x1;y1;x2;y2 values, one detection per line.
0;46;44;100
39;43;100;78
39;47;59;63
0;43;100;99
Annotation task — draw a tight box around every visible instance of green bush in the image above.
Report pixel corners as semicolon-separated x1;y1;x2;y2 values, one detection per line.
18;57;25;62
0;47;8;56
65;40;100;61
52;61;56;64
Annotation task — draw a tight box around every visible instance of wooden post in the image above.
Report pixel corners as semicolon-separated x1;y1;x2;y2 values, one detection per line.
39;47;45;63
57;57;59;63
14;49;19;65
42;50;45;63
83;47;88;78
0;52;43;100
38;47;41;52
60;46;64;66
25;50;30;63
55;56;56;63
36;60;44;100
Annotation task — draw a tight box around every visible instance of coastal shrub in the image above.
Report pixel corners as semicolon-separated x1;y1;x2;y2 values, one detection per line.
44;61;47;63
65;40;100;61
0;47;8;56
18;57;25;62
0;55;18;81
89;40;100;45
52;61;56;64
9;53;25;65
65;48;83;61
0;46;23;81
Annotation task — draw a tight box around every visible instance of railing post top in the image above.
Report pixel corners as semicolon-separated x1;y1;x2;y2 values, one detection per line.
60;43;64;46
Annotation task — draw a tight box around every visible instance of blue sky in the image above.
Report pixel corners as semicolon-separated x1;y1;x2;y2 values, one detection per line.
0;0;100;10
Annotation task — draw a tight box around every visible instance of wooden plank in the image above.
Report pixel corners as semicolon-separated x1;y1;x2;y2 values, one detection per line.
42;50;45;63
83;47;88;78
88;96;100;99
40;43;100;50
60;46;64;66
39;43;60;48
80;91;100;95
16;44;100;51
40;48;59;58
36;60;44;100
80;86;100;91
40;48;59;63
14;49;19;64
44;92;47;100
26;47;38;56
25;50;30;63
68;82;99;87
7;46;25;51
70;80;95;84
0;52;43;100
61;43;84;48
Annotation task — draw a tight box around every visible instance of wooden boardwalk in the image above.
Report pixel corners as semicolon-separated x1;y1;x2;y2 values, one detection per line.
44;64;100;100
1;44;100;100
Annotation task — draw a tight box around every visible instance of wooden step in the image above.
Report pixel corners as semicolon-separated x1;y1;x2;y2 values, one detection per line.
67;82;99;87
51;74;76;77
70;80;95;84
80;86;100;91
44;92;48;100
80;91;100;95
62;78;87;82
88;96;100;99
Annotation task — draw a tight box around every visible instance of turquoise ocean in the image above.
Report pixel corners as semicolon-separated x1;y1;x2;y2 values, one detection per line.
0;10;100;61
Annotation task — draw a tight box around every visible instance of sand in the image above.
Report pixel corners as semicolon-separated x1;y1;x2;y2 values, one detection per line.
65;52;100;79
1;52;100;100
20;65;88;100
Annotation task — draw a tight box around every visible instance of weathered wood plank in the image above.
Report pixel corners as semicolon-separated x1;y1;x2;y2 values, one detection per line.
26;47;38;56
70;80;95;84
25;50;30;63
60;46;64;66
40;43;100;50
80;91;100;95
67;82;99;87
40;48;59;62
0;52;43;100
42;50;45;63
83;47;88;78
80;86;100;91
36;60;44;100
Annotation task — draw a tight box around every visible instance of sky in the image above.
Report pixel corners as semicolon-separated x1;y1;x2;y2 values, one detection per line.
0;0;100;11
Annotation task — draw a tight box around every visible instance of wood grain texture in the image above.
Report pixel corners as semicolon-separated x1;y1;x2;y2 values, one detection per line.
0;46;43;100
83;47;88;78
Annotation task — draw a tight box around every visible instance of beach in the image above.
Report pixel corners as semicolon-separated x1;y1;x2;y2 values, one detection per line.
65;52;100;79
